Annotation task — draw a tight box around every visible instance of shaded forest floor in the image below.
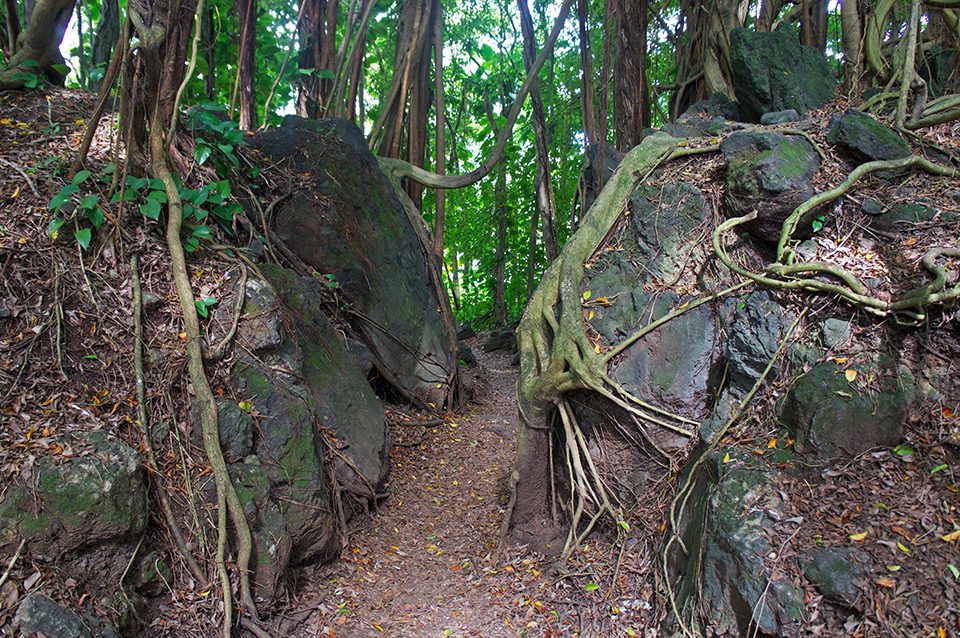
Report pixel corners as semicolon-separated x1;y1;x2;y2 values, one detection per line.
287;344;649;638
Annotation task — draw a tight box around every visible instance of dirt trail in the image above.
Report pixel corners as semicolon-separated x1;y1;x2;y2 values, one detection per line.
293;345;543;638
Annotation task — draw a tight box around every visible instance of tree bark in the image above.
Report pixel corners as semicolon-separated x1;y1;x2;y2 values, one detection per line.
90;0;120;89
236;0;257;129
756;0;784;31
4;0;21;55
613;0;650;149
840;0;864;96
432;0;446;262
518;0;559;266
486;96;509;327
576;0;597;145
0;0;75;88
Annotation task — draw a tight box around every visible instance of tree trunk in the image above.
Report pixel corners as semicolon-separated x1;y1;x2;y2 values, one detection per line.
236;0;257;129
90;0;120;89
576;0;597;145
432;0;446;262
840;0;864;96
519;0;559;267
203;1;215;99
613;0;650;149
756;0;784;31
800;0;829;52
485;96;509;327
4;0;21;56
0;0;75;88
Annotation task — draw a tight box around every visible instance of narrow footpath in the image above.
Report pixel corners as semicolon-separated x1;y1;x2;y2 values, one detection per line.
290;345;567;638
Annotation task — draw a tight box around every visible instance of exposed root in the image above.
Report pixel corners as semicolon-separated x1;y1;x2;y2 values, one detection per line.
150;115;258;635
131;254;209;587
710;154;960;324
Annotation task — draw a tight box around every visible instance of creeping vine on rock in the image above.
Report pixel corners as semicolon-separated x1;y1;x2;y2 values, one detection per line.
505;134;748;557
713;153;960;324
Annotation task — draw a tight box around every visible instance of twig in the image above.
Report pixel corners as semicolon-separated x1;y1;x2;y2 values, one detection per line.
0;539;26;589
204;257;246;360
393;418;445;427
0;157;39;197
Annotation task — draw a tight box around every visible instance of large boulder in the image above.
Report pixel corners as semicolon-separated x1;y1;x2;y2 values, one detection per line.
826;109;910;162
0;430;147;554
250;117;457;407
726;290;797;393
668;454;805;636
14;593;117;638
722;130;821;242
780;359;916;456
729;26;836;122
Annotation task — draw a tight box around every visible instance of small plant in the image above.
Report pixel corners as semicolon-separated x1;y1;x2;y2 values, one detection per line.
47;170;104;250
194;297;218;318
186;103;246;178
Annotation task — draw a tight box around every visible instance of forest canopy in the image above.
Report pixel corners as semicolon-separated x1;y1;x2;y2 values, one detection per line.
2;0;958;327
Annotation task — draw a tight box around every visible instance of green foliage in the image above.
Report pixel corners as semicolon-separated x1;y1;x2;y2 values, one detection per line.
47;169;106;250
10;60;43;89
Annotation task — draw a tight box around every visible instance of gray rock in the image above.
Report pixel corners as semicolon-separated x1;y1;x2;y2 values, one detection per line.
781;360;916;456
861;197;885;215
760;109;800;125
679;92;742;121
14;593;117;638
820;318;851;348
722;131;821;242
727;290;797;392
251;117;457;407
216;400;255;462
483;328;517;353
729;26;837;122
801;547;869;607
345;337;375;375
668;455;805;636
237;277;284;353
875;203;950;229
0;430;148;553
457;342;478;367
826;109;910;162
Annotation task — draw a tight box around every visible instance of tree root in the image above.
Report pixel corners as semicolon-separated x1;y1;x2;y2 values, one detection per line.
150;116;259;636
709;154;960;324
508;135;742;550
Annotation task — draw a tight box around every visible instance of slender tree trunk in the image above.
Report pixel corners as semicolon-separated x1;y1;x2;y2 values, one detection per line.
432;0;446;262
4;0;21;55
800;0;828;52
90;0;120;88
576;0;597;144
74;0;87;87
203;1;215;99
236;0;257;129
840;0;864;97
756;0;784;31
614;0;650;149
297;0;324;117
518;0;558;265
485;96;509;327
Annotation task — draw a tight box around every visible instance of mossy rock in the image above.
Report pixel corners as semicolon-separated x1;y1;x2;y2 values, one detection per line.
250;118;456;406
729;26;836;122
722;131;821;242
800;547;869;608
826;109;910;162
0;430;147;553
14;593;117;638
781;359;916;456
726;290;797;392
667;451;805;636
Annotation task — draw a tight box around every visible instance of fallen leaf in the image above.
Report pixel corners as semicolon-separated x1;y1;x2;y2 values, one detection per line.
875;577;896;588
722;452;732;464
583;583;599;592
767;438;777;449
849;531;869;541
896;541;911;554
588;310;595;320
904;237;918;247
582;290;591;301
844;369;858;382
833;357;848;364
941;529;960;543
886;565;901;572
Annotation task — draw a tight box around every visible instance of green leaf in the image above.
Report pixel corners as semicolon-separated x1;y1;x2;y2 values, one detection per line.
47;216;65;237
192;225;212;239
893;444;915;457
74;227;92;250
949;564;960;580
80;194;99;209
87;206;104;229
317;68;335;79
217;143;234;155
618;520;630;532
931;464;949;474
194;297;217;318
49;184;80;210
51;63;70;77
184;236;200;252
21;59;41;68
140;198;162;220
148;189;168;203
72;170;92;185
195;144;213;165
583;583;599;592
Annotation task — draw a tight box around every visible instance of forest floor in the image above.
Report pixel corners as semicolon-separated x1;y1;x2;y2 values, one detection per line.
286;343;646;638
